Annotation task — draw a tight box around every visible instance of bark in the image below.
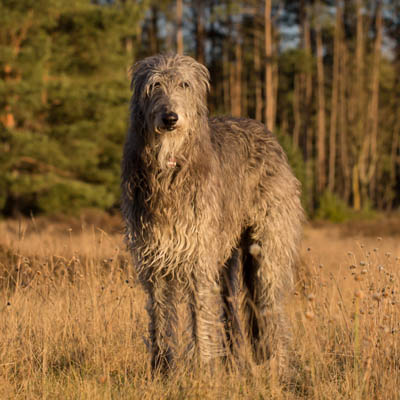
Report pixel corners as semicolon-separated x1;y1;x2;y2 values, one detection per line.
234;37;242;117
300;0;314;211
328;3;341;192
300;0;312;162
195;0;205;65
362;0;382;201
339;32;351;202
254;19;263;122
293;75;300;147
223;45;230;114
264;0;274;131
352;0;365;210
149;6;159;54
176;0;183;54
272;28;279;131
315;1;327;194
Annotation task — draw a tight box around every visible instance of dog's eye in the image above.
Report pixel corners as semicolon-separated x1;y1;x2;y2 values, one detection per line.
150;82;161;91
180;82;190;89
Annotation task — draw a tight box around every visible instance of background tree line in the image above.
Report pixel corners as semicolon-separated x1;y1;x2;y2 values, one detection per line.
1;0;399;219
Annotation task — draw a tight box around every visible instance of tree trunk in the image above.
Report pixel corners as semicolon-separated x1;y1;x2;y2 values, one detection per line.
176;0;183;54
253;18;263;122
328;2;341;193
234;37;242;117
149;6;159;54
316;1;327;194
365;0;382;201
300;0;313;162
300;0;314;212
339;38;351;203
293;75;300;147
195;0;205;65
352;0;365;210
223;45;230;114
264;0;274;131
272;27;279;131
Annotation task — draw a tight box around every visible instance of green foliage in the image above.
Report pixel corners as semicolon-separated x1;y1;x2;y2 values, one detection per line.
36;178;116;214
316;191;377;223
0;0;146;216
316;191;352;222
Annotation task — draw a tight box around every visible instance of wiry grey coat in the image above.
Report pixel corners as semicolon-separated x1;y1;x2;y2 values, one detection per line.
121;54;304;374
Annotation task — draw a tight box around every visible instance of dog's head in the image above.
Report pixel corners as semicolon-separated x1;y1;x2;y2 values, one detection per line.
130;54;210;137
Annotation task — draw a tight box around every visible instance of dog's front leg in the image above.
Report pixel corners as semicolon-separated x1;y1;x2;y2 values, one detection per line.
145;278;178;374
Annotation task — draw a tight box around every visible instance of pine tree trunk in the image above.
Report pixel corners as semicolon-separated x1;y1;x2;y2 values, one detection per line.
293;74;300;147
316;2;327;194
328;2;341;193
300;0;312;161
195;0;205;65
353;0;365;210
223;45;230;114
366;0;382;201
149;7;159;54
272;28;279;131
339;30;351;202
264;0;274;131
253;19;262;122
176;0;183;54
234;37;242;117
300;0;314;212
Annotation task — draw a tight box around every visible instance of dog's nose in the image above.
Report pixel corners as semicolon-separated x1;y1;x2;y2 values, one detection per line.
162;112;178;130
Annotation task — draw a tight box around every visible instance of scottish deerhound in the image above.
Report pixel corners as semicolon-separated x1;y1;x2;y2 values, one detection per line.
121;54;303;374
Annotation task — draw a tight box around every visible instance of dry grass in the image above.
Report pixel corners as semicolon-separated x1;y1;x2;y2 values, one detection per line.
0;215;399;399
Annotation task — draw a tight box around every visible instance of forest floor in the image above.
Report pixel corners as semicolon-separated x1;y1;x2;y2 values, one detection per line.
0;213;399;399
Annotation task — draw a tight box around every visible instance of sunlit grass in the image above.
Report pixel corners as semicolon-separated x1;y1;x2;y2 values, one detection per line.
0;216;399;399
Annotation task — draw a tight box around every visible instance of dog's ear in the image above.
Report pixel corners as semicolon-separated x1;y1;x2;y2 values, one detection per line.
129;59;147;92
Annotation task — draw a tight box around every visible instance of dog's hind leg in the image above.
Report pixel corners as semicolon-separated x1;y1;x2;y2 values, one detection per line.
222;248;248;363
243;221;296;376
191;269;226;368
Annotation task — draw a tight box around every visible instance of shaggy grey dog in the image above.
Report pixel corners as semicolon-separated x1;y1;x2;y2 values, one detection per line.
121;54;303;374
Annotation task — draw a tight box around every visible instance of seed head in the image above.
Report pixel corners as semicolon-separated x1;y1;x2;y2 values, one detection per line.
372;293;381;302
355;289;364;299
305;311;314;320
307;293;316;302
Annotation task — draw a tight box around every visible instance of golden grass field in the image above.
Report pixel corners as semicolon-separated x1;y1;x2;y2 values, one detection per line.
0;213;399;399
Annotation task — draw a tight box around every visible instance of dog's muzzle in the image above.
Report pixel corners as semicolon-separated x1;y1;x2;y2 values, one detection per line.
161;112;178;131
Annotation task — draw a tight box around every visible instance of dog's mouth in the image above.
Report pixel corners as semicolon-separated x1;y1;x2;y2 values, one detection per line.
166;157;177;168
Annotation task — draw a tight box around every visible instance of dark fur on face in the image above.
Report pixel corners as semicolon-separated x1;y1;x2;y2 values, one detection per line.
121;54;304;374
